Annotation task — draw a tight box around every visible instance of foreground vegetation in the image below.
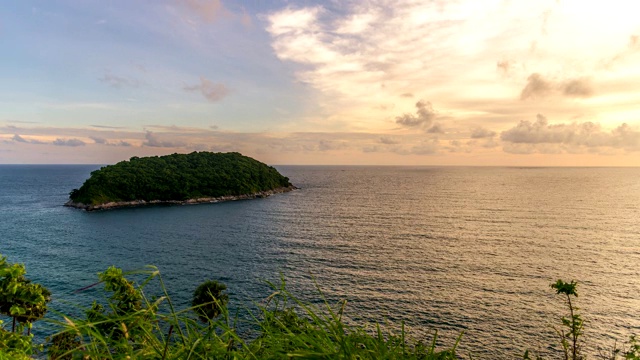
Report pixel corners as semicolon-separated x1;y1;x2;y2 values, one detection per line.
68;152;293;206
1;253;639;359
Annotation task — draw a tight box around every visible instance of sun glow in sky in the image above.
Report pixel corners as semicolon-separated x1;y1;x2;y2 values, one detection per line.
1;0;640;165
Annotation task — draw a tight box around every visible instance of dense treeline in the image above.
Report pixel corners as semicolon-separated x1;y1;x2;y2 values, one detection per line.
69;152;292;205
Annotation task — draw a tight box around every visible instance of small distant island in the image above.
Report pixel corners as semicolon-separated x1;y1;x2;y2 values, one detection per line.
65;152;296;211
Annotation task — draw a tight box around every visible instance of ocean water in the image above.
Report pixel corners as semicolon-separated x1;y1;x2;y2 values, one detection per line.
1;165;639;358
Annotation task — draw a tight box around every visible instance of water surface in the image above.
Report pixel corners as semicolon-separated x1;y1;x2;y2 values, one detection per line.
1;165;639;358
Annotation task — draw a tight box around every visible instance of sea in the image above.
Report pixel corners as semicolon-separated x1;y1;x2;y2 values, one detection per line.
1;165;639;358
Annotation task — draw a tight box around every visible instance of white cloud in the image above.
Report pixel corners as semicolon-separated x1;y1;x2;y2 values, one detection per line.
265;0;640;134
335;10;379;35
267;7;322;36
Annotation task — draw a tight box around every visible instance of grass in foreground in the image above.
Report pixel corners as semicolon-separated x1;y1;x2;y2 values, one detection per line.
2;253;640;359
2;261;460;359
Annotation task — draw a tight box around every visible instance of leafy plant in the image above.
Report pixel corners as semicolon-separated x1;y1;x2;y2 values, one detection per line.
8;251;640;359
0;254;51;335
0;324;36;359
551;279;584;360
191;280;228;322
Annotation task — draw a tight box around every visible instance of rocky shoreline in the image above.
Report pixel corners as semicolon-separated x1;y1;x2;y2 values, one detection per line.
64;185;298;211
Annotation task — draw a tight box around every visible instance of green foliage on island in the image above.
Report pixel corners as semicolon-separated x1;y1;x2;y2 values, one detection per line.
2;253;640;359
69;152;293;205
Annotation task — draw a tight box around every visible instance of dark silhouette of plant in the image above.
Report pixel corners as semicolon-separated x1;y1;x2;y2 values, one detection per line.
192;280;228;322
47;332;82;360
551;279;583;360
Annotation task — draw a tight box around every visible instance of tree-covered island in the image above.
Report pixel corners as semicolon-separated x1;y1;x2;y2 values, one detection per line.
65;152;296;211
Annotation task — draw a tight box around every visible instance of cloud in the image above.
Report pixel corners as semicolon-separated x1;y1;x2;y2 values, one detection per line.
362;145;383;153
90;136;107;144
520;73;594;100
601;34;640;68
267;3;481;104
145;124;206;132
502;143;557;155
10;134;48;145
99;73;139;88
562;78;593;97
266;7;322;37
318;140;348;151
501;114;574;144
143;131;186;148
496;60;515;75
373;104;394;111
426;123;445;134
500;114;640;152
12;134;28;143
410;139;440;155
88;136;132;147
446;140;473;153
379;136;400;145
110;140;132;147
91;125;127;129
520;73;553;100
395;100;438;129
262;1;640;141
470;127;496;139
7;120;38;124
184;77;229;102
53;138;86;147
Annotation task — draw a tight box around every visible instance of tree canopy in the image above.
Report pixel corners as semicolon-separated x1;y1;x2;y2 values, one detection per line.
68;152;292;206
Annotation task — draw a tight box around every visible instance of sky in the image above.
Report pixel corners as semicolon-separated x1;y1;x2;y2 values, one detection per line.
1;0;640;166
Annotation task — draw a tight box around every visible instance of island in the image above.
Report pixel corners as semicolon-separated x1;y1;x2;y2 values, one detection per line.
65;152;296;211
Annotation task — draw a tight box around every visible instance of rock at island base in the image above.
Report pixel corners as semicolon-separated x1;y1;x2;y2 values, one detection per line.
65;185;297;211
